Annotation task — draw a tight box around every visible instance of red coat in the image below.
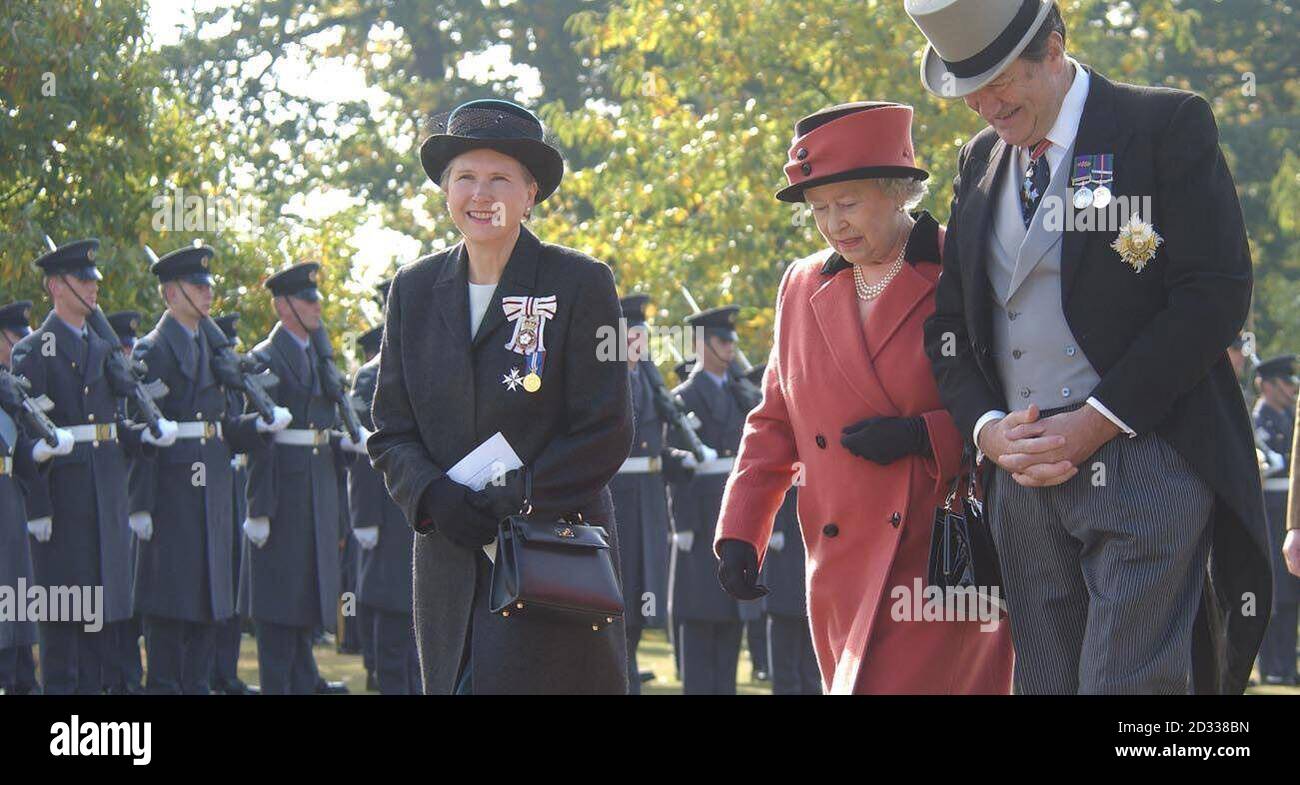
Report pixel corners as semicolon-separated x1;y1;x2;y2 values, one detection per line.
715;220;1013;694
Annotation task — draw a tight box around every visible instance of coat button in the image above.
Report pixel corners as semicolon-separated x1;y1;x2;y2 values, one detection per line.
83;386;89;395
796;147;808;160
1008;311;1019;321
1012;349;1023;359
88;413;95;422
640;441;648;449
800;162;812;176
890;512;901;527
1065;346;1077;356
822;523;838;537
312;447;319;455
1019;387;1031;399
815;434;826;449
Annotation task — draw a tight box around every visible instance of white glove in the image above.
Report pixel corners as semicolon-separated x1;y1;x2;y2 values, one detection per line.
680;452;699;470
353;526;380;550
243;516;270;548
769;531;786;552
340;427;372;455
699;445;718;464
129;511;153;541
672;530;695;553
31;429;75;463
256;406;292;434
142;418;179;448
27;517;52;542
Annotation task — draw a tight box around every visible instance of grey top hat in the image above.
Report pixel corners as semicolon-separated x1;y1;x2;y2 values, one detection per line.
906;0;1056;98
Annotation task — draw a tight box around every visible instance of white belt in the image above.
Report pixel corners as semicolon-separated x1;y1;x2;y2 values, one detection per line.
66;423;117;443
696;457;736;475
274;428;331;447
1263;477;1291;493
618;455;661;474
232;454;248;469
175;421;222;440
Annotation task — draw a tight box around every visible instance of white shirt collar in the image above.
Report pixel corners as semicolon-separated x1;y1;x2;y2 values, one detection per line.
285;328;310;350
1044;58;1090;154
1018;57;1090;172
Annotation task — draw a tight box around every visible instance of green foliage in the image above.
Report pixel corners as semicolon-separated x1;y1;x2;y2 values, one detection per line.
1;0;1294;370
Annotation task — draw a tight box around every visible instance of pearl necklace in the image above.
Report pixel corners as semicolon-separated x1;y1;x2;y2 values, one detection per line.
852;244;906;301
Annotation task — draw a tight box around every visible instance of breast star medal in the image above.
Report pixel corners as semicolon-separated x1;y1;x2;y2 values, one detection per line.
502;294;557;395
1110;213;1163;273
502;367;524;392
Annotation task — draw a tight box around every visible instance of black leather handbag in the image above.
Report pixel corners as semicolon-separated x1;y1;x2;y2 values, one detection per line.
488;496;624;631
927;454;1006;611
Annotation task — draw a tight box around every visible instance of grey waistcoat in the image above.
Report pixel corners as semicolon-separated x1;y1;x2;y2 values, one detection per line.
986;142;1100;411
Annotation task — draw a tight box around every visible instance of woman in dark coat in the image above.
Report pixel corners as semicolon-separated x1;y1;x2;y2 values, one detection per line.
368;99;634;695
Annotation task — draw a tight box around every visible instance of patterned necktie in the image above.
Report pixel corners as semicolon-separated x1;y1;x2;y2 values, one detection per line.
1020;139;1052;228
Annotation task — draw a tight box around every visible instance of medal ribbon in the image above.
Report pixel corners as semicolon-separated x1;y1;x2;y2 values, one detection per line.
502;295;557;354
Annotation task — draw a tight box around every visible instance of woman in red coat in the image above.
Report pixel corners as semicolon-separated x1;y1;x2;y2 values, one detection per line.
713;102;1013;694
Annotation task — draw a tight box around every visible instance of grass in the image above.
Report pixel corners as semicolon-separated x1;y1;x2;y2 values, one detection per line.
260;627;1300;695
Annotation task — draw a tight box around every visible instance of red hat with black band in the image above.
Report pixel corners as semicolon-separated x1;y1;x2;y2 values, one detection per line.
775;102;929;203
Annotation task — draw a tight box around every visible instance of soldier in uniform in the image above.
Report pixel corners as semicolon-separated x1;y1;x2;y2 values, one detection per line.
209;312;259;695
128;247;288;694
104;310;147;694
0;300;49;695
666;305;761;694
1253;355;1298;685
610;294;695;693
348;324;419;694
238;262;368;694
735;362;819;694
11;239;175;694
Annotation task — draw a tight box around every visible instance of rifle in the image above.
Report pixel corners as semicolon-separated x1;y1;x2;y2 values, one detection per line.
308;325;365;443
639;358;711;464
198;316;280;424
0;367;60;447
85;306;169;438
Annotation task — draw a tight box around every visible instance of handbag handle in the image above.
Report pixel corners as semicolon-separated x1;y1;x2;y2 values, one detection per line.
518;466;534;516
943;444;981;512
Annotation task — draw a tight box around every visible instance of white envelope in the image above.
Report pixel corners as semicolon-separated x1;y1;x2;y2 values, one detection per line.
446;432;523;562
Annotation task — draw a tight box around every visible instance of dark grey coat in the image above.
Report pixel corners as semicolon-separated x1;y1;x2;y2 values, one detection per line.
349;359;412;616
0;410;37;649
666;368;754;623
761;489;806;619
11;313;150;625
237;323;347;631
608;362;672;628
368;226;634;695
127;313;265;622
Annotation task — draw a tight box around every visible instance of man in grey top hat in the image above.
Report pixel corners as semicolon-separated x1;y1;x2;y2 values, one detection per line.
911;0;1270;693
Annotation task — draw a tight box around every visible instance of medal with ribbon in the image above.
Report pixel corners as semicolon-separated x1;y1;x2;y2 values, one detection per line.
1071;153;1114;209
502;294;557;393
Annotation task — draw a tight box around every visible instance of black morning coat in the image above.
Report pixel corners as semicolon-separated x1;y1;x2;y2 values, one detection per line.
127;313;266;622
237;323;349;632
10;312;152;624
923;68;1271;694
349;358;413;616
368;225;634;694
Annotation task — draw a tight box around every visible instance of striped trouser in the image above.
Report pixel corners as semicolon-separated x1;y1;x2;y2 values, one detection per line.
989;431;1213;694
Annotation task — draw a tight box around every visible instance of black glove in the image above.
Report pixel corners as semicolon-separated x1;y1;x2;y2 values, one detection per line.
660;448;695;484
416;475;498;548
717;539;769;601
466;468;527;523
840;416;930;465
